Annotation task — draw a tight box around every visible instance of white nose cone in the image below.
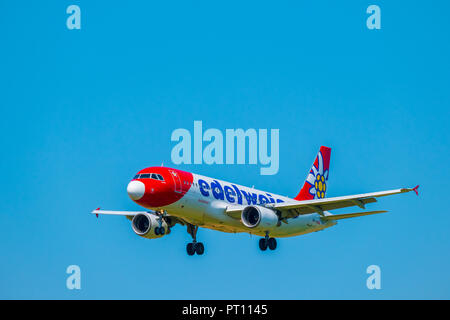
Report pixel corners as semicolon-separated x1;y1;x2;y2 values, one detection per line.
127;181;145;200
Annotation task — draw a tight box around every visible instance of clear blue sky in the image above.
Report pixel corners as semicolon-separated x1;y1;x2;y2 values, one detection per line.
0;1;449;299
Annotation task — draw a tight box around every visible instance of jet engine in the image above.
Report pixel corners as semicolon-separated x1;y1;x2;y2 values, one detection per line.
131;213;169;239
241;205;279;231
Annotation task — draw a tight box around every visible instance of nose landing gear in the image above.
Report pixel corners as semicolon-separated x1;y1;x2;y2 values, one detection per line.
259;232;277;251
154;209;168;236
154;226;165;235
186;224;205;256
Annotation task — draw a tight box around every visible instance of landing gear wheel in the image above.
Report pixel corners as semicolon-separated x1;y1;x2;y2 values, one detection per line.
186;243;195;256
259;238;268;251
186;224;205;256
195;242;205;255
268;238;277;250
159;227;165;235
155;227;160;235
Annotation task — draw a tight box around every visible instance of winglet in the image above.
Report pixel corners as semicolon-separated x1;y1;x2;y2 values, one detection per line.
95;207;100;218
412;185;419;196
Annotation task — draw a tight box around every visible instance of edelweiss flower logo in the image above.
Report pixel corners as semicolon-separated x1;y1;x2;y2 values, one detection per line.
305;152;329;199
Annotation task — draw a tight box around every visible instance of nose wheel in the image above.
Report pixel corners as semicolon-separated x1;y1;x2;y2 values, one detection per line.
154;226;165;235
186;224;204;256
154;209;170;236
259;233;277;251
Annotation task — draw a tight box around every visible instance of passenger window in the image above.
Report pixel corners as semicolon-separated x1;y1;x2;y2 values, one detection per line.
140;173;150;179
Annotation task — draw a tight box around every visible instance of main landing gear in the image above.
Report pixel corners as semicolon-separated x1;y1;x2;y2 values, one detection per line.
259;232;277;251
186;224;204;256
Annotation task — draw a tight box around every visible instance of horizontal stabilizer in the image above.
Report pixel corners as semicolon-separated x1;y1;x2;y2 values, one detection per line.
321;210;387;221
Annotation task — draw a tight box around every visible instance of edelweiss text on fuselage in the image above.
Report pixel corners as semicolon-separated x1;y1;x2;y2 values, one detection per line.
197;179;284;205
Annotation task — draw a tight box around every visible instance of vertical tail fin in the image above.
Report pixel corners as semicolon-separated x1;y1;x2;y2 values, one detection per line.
294;146;331;201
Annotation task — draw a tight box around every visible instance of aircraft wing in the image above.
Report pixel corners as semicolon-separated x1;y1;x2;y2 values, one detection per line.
91;209;150;217
91;208;188;226
225;186;418;219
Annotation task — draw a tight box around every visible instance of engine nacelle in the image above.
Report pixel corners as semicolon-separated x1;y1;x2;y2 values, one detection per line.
131;213;168;239
241;205;279;231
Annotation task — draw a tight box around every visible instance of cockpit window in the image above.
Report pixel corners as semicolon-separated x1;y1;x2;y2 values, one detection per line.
134;173;165;181
135;173;165;181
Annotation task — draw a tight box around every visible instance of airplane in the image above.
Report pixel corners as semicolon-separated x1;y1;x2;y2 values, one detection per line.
92;146;419;255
